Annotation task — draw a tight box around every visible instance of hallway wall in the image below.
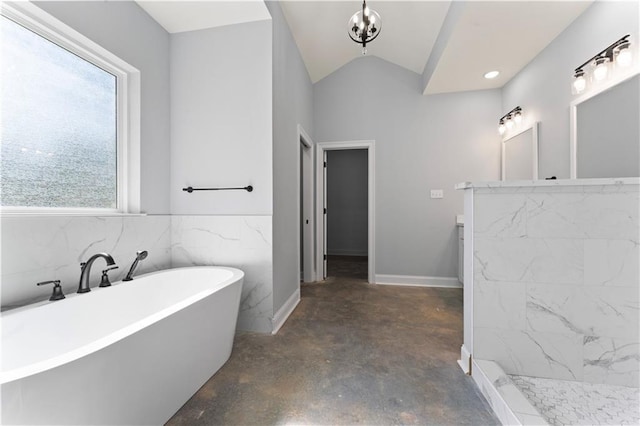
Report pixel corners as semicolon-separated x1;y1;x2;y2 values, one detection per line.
314;57;501;282
266;1;314;315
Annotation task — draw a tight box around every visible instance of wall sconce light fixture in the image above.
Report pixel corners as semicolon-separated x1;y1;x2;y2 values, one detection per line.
572;35;633;95
498;106;522;135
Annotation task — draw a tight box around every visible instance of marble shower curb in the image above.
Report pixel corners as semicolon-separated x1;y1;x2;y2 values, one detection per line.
472;359;548;426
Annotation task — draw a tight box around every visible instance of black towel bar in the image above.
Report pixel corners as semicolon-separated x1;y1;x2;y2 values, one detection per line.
182;185;253;193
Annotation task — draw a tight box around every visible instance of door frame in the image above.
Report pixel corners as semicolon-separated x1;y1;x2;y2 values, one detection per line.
297;125;314;283
315;140;375;283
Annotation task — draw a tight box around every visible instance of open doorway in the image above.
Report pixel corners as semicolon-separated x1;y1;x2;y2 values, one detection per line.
325;149;368;280
316;141;375;283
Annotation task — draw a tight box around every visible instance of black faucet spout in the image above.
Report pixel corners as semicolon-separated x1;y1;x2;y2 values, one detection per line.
78;253;116;293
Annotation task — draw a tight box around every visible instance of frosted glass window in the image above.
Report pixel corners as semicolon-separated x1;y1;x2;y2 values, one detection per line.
1;15;117;209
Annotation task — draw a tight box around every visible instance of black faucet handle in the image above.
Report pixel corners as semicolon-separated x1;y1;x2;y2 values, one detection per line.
37;279;60;286
37;280;66;301
99;266;119;288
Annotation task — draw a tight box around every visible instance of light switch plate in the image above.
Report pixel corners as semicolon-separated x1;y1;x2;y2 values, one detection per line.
430;189;444;199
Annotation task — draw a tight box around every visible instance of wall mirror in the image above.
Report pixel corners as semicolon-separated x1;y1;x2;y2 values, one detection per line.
501;122;539;181
570;71;640;178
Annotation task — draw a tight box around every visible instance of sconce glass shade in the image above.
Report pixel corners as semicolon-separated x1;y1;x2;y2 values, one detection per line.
505;116;514;129
498;121;506;135
614;41;632;68
514;110;522;124
592;56;610;82
572;70;587;94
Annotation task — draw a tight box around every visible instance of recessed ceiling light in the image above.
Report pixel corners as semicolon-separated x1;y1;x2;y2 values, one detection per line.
484;70;500;79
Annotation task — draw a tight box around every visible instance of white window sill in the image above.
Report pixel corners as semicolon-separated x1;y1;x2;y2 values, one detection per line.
0;211;147;218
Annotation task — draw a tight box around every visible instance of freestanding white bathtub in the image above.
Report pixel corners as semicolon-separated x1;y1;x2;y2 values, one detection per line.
1;266;243;425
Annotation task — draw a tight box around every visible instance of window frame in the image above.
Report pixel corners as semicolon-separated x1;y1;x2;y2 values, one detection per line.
1;2;141;215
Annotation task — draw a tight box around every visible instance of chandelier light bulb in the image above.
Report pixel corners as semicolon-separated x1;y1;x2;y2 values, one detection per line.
592;57;610;82
364;6;370;16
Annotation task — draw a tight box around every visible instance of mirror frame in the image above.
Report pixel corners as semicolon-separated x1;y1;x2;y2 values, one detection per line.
501;121;539;181
570;67;640;178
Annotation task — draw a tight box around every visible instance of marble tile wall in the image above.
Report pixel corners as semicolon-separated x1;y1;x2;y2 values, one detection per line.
171;216;273;333
1;215;172;308
1;214;274;333
473;184;640;387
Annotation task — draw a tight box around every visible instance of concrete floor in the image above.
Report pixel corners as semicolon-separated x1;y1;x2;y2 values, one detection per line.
167;256;499;425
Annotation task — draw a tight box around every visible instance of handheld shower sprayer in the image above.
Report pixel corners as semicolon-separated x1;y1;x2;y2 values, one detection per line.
123;250;148;281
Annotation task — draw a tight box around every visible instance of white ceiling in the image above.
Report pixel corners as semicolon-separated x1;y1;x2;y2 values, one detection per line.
280;0;592;92
134;0;593;94
280;1;451;83
135;1;271;34
424;1;593;94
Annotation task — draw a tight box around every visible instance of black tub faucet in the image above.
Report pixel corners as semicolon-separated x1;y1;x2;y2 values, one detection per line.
78;253;116;293
123;250;148;281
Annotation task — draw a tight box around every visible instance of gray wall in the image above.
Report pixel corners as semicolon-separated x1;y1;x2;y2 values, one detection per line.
501;0;639;179
314;56;501;278
577;75;639;178
170;20;272;215
327;150;368;256
35;1;171;214
266;1;314;313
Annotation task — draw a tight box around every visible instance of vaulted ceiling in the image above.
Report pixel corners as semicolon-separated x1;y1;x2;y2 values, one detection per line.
280;1;593;93
136;0;593;94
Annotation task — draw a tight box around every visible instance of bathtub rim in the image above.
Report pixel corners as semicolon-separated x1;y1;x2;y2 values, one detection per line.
0;266;244;385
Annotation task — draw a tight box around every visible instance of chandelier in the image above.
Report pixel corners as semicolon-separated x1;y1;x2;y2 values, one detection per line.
348;0;382;55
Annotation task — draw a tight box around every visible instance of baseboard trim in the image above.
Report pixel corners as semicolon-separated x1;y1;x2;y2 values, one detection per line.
458;344;472;375
327;249;368;256
374;274;461;288
271;288;300;335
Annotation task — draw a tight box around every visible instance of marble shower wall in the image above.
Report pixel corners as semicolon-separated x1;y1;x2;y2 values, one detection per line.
1;214;274;333
472;184;640;387
171;215;273;333
1;215;172;308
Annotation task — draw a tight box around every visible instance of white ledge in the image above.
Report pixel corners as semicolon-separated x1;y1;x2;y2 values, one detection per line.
455;177;639;190
0;212;148;218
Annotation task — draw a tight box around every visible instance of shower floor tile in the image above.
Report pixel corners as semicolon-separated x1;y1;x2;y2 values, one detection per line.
509;375;640;426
